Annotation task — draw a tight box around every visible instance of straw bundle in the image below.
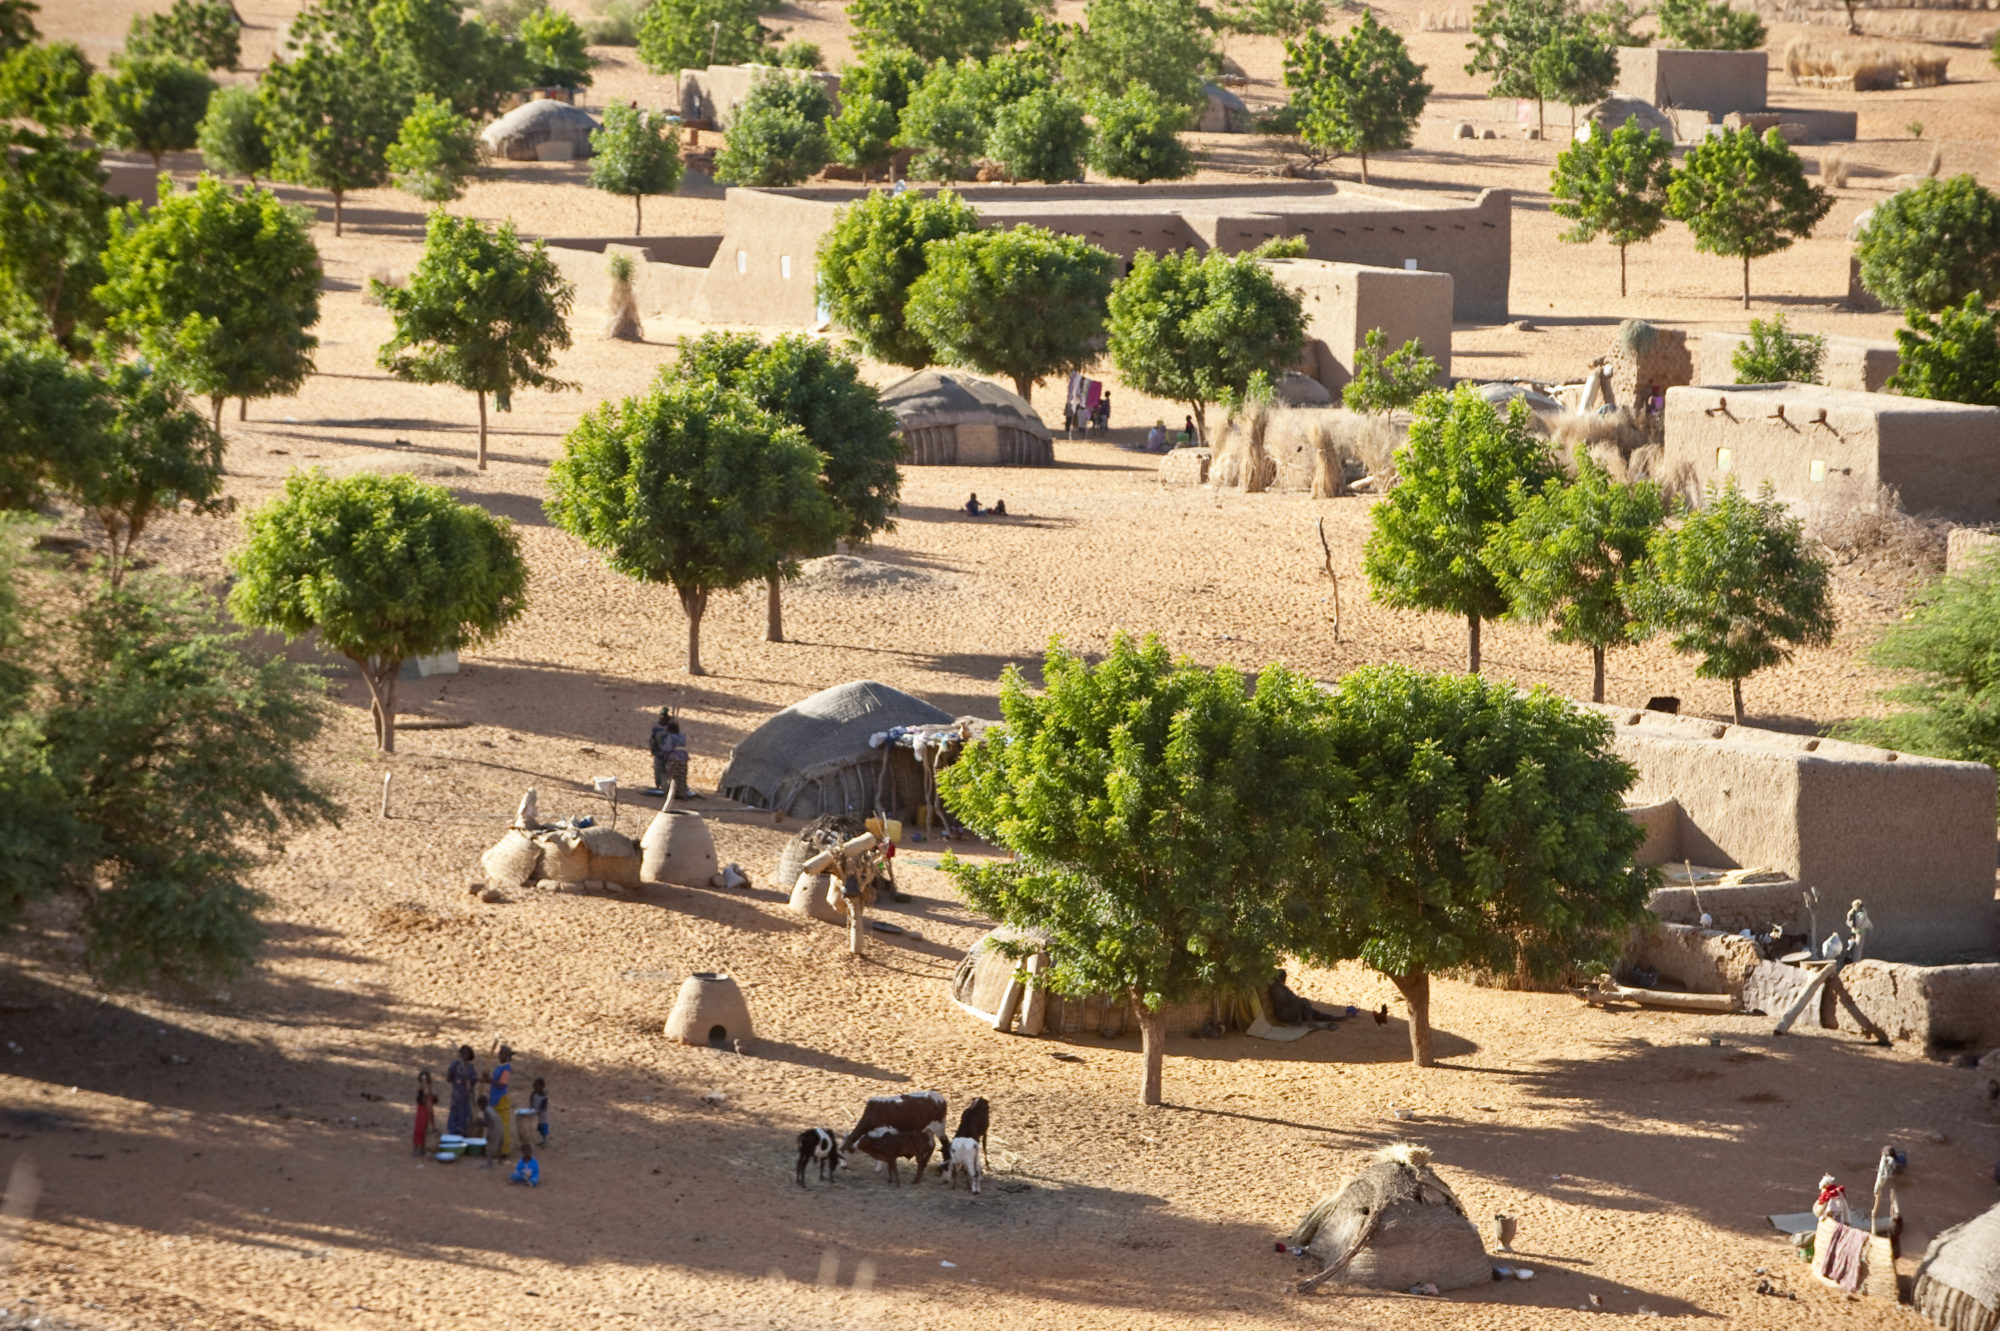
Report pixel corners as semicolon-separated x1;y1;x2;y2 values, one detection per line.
604;252;644;341
1784;37;1949;89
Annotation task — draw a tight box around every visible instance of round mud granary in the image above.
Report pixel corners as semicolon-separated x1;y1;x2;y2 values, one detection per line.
640;807;718;887
1291;1145;1491;1291
664;972;753;1049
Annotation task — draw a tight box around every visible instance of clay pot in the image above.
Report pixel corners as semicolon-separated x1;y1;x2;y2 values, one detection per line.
640;808;717;887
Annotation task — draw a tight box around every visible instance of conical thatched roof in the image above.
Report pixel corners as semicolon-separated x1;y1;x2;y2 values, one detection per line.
1916;1202;2000;1331
719;680;952;819
1292;1145;1491;1292
880;370;1050;439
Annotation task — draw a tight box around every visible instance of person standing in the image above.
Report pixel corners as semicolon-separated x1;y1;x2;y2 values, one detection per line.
649;709;690;799
412;1071;438;1157
486;1045;516;1159
445;1045;477;1137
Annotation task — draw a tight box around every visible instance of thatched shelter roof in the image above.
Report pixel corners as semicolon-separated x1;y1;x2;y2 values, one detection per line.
950;926;1249;1038
719;680;953;821
879;371;1052;465
1916;1202;2000;1331
482;100;599;161
1291;1145;1491;1292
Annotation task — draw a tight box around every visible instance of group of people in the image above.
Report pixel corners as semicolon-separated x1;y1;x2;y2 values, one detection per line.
962;493;1008;517
648;708;691;800
1142;416;1201;453
1064;393;1111;438
411;1043;547;1186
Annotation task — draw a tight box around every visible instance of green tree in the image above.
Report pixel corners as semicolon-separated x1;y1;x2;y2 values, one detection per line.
1586;0;1648;45
0;132;113;348
126;0;242;70
195;83;271;185
898;59;989;181
830;92;901;178
1293;664;1650;1065
385;92;480;202
1362;384;1558;672
1731;311;1825;383
0;0;36;55
1531;26;1617;128
1065;0;1215;113
849;0;1046;63
1340;328;1439;415
0;333;108;510
229;471;529;752
96;175;322;431
1088;83;1196;182
1107;246;1306;445
1632;480;1834;724
589;103;683;233
1549;115;1674;297
1284;13;1431;184
91;53;215;169
520;3;594;86
1888;295;2000;407
1466;0;1570;135
777;40;823;68
295;0;526;119
1656;0;1764;49
815;186;981;368
907;225;1113;401
1485;455;1666;701
1667;125;1831;307
260;45;402;235
0;554;338;989
1220;0;1328;41
545;377;835;674
1839;554;2000;779
938;634;1345;1104
843;44;929;108
0;40;93;131
713;72;833;186
987;87;1090;182
636;0;776;72
670;332;902;641
373;211;576;469
1854;175;2000;313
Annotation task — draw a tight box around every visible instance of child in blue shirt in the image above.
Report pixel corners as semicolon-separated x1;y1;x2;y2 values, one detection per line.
510;1143;539;1187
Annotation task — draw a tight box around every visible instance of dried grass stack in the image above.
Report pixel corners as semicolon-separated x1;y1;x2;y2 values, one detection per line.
1293;1144;1492;1292
1784;37;1949;90
604;252;644;341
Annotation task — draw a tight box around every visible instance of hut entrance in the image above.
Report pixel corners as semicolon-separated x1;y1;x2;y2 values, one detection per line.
706;1024;729;1048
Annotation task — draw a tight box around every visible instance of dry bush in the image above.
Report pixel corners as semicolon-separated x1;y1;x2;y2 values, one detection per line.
1546;408;1659;477
1419;7;1469;28
1925;143;1944;176
1212;407;1278;492
1784;37;1950;88
1627;442;1664;482
1315;412;1403;494
1819;149;1851;186
604;252;645;341
1803;478;1948;575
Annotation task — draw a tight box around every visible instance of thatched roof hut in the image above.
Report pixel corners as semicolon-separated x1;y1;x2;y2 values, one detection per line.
880;371;1053;466
718;680;953;822
950;926;1250;1037
1916;1202;2000;1331
1291;1145;1491;1292
481;99;599;161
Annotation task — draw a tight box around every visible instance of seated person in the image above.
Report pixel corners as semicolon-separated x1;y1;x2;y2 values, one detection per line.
964;493;983;516
510;1143;540;1186
1146;422;1167;452
990;500;1007;516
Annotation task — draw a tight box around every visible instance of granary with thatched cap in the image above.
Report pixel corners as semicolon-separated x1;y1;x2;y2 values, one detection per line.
879;370;1053;466
1292;1145;1492;1293
1915;1201;2000;1331
719;680;958;822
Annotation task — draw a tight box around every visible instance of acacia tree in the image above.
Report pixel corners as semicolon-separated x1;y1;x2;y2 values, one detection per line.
1064;0;1215;112
0;131;113;349
1550;116;1674;297
95;175;322;431
374;211;576;470
260;45;401;236
589;103;683;235
1854;175;2000;313
1284;13;1431;184
195;83;271;185
229;471;529;753
1106;247;1306;442
670;332;902;641
1532;27;1616;129
1466;0;1570;136
939;635;1345;1105
1362;385;1557;672
906;226;1114;401
90;53;215;168
713;73;833;186
816;187;982;368
1485;456;1666;702
1667;126;1832;308
1840;554;2000;773
545;378;835;675
1656;0;1765;49
1633;480;1834;725
1295;664;1651;1066
987;88;1091;183
636;0;777;72
126;0;242;70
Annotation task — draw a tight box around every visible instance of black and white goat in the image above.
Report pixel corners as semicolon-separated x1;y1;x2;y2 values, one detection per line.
794;1127;842;1187
842;1091;947;1153
853;1126;936;1185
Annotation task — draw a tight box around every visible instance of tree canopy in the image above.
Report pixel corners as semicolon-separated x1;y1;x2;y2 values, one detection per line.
849;0;1047;63
1731;311;1825;383
830;46;927;177
636;0;778;72
1656;0;1766;49
589;103;683;233
1531;26;1616;124
1854;175;2000;313
231;472;527;753
1340;328;1438;415
987;87;1091;183
1550;115;1674;297
125;0;242;70
1362;384;1557;672
385;92;480;203
1667;126;1832;307
713;72;834;186
1466;0;1570;134
1088;83;1196;182
1888;295;2000;407
544;377;835;674
195;83;271;184
260;44;402;235
0;39;95;131
815;187;982;368
373;211;576;468
520;3;594;87
1632;480;1834;724
1105;246;1306;440
90;53;215;168
906;225;1113;400
1840;553;2000;781
1063;0;1216;112
0;332;109;511
939;634;1345;1103
0;131;113;348
95;175;322;431
1285;13;1430;183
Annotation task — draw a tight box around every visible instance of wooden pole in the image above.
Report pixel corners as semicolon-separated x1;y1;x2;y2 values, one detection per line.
381;772;392;818
1775;959;1841;1036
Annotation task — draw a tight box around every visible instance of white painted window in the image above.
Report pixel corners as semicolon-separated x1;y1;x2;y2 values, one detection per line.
781;255;792;280
1716;447;1733;473
1809;459;1828;483
736;249;747;274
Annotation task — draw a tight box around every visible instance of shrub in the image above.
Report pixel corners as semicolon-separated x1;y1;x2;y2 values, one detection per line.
1341;328;1439;416
713;73;833;186
385;93;481;203
1732;312;1825;384
1088;83;1195;183
986;87;1089;182
1657;0;1764;50
1855;175;2000;313
1889;295;2000;407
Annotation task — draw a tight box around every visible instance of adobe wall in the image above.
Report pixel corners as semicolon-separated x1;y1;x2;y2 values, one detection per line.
1261;258;1453;392
541;241;712;315
677;64;841;129
1947;527;2000;575
1615;48;1768;115
1698;331;1898;393
1665;383;2000;521
1246;187;1512;322
1623;922;1766;996
1825;961;2000;1050
692;189;838;325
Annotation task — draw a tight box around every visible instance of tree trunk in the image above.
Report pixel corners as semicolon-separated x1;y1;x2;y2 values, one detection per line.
1536;96;1545;138
634;194;643;235
1732;677;1746;726
680;586;709;675
1190;402;1207;445
1742;255;1751;308
1358;150;1369;184
476;389;488;470
764;571;784;643
239;398;248;422
1619;243;1628;298
1133;991;1165;1106
1466;611;1481;673
333;190;344;237
1013;373;1033;402
1592;643;1606;703
356;657;402;753
1390;970;1434;1067
211;395;224;433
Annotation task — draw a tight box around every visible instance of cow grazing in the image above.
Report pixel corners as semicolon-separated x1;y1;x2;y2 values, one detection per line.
795;1127;842;1187
952;1096;989;1167
853;1126;935;1186
843;1091;947;1152
946;1136;982;1194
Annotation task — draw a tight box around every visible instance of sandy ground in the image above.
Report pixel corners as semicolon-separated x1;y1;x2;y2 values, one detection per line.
5;2;2000;1328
